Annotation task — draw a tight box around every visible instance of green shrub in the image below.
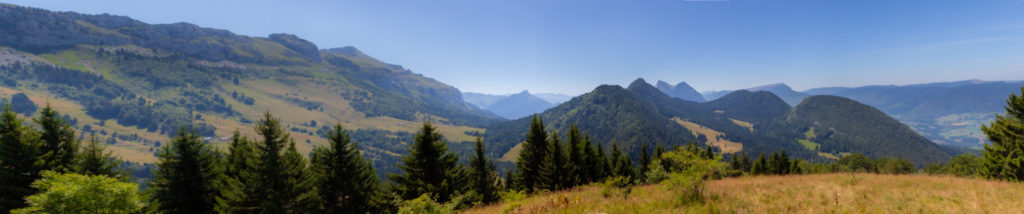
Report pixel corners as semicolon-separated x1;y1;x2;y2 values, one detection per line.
397;194;456;214
12;171;145;214
601;176;633;199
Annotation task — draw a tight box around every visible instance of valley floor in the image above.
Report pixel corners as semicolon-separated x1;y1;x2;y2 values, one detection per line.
465;173;1024;213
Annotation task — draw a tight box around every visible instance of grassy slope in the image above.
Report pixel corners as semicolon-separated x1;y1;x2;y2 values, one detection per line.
672;117;743;154
466;173;1024;213
3;47;484;163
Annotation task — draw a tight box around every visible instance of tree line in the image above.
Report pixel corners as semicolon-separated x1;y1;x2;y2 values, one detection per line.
3;86;1024;213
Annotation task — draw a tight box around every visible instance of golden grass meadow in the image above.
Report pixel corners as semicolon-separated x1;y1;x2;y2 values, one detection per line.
465;173;1024;214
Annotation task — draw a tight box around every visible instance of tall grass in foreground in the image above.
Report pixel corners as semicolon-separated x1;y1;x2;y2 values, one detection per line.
465;173;1024;213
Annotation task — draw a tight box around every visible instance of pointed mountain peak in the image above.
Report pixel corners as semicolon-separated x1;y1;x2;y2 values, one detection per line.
674;81;693;88
655;80;673;89
628;78;653;90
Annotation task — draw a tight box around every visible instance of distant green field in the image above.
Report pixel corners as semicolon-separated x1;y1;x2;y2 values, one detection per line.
798;139;819;151
798;128;820;151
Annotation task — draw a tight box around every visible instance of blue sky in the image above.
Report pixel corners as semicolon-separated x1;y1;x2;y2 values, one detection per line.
8;0;1024;95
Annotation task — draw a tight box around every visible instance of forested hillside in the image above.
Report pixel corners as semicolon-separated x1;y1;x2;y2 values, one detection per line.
0;3;502;176
805;80;1024;148
485;78;951;166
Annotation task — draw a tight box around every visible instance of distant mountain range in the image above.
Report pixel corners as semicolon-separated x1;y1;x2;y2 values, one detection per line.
655;80;705;102
689;80;1024;148
2;2;1019;178
485;78;955;165
699;83;809;106
462;91;574;119
804;80;1024;148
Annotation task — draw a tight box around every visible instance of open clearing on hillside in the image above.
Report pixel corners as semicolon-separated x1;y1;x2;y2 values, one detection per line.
466;173;1024;213
672;117;743;153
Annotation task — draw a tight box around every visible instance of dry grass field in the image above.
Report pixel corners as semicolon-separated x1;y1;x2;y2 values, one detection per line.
672;118;743;154
465;173;1024;214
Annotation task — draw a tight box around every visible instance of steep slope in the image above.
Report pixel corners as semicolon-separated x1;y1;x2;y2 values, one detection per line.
0;3;502;177
804;80;1024;147
788;96;951;164
484;90;554;119
655;80;706;102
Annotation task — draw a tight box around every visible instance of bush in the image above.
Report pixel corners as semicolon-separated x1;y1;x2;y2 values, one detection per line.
397;194;456;214
665;172;706;205
12;171;145;214
644;158;669;184
601;176;633;199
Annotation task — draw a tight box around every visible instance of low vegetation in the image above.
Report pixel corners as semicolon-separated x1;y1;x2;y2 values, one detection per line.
467;173;1024;213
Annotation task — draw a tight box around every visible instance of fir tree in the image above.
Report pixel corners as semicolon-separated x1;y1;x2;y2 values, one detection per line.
982;87;1024;180
513;115;548;193
74;135;123;178
218;131;260;213
35;104;78;172
609;142;633;180
280;141;316;211
311;124;382;213
539;131;568;190
565;125;585;186
467;136;500;204
149;127;224;213
637;145;651;182
775;150;790;175
390;122;464;203
0;105;41;212
593;139;610;181
752;153;768;175
581;133;599;183
253;112;301;212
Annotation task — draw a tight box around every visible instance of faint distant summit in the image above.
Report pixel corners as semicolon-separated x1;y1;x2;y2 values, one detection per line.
655;80;706;102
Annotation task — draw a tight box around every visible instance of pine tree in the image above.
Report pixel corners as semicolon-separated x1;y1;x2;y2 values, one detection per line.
311;124;382;213
982;87;1024;180
218;131;260;213
776;150;790;175
703;144;715;159
150;127;224;213
513;115;548;193
504;169;515;190
609;142;633;179
467;136;500;204
592;139;610;181
539;131;567;190
637;145;651;182
35;104;79;172
280;141;316;210
252;112;303;212
74;135;123;178
752;153;768;175
0;105;41;212
565;125;585;186
581;133;599;183
769;152;781;174
390;122;464;203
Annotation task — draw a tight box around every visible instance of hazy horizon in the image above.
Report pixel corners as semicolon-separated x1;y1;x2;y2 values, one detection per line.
9;0;1024;95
